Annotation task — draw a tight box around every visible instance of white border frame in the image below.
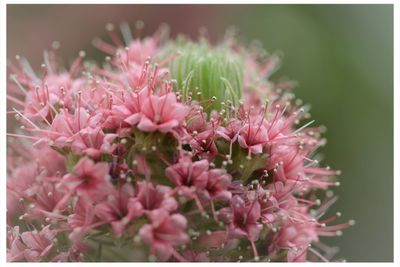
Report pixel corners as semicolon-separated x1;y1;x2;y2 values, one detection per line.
1;1;398;266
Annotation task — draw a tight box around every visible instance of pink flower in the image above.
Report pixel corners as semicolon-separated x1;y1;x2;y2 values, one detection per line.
216;119;242;142
267;144;305;182
184;110;219;160
255;182;298;226
95;183;143;237
50;108;116;158
22;73;84;120
165;156;209;198
62;157;111;198
21;231;54;262
64;198;101;244
23;89;57;121
19;225;56;262
72;127;116;158
7;146;66;219
137;92;188;133
114;86;149;126
135;181;177;213
121;38;158;65
267;141;337;190
200;169;232;202
32;146;66;176
23;181;68;220
269;218;319;262
185;109;209;133
238;118;268;154
139;210;189;261
7;226;25;262
225;195;263;242
265;105;303;142
189;128;219;161
68;196;97;229
7;162;38;218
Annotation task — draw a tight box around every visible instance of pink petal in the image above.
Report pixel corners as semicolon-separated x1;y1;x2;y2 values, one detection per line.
137;116;158;132
238;135;248;149
169;214;187;229
157;120;179;133
247;224;262;241
94;203;116;222
139;224;154;244
215;191;232;202
250;144;263;154
20;232;41;250
124;113;142;125
111;221;125;237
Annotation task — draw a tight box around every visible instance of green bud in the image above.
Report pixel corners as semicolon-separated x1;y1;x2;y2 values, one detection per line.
168;39;243;111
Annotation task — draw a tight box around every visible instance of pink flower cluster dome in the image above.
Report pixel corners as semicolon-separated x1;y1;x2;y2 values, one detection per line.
7;24;354;262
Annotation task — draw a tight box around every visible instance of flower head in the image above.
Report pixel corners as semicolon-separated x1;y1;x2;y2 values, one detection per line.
7;24;351;263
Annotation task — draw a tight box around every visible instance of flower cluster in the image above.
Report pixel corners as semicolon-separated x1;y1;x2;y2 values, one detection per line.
7;24;354;262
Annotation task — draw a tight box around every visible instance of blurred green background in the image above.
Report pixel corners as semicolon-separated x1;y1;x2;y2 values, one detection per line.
7;4;393;262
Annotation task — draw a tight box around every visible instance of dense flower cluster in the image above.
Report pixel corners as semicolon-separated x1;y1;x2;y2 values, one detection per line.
7;24;354;262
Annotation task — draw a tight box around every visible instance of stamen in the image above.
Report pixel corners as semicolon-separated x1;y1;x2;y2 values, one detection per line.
12;108;40;130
